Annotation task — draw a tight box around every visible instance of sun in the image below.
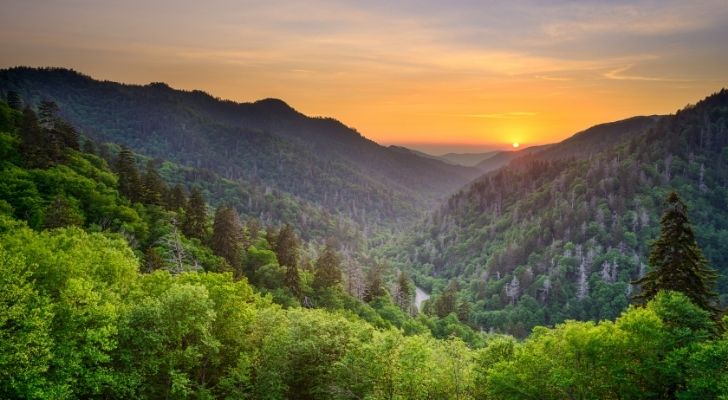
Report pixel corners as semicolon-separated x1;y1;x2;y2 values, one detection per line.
512;142;520;148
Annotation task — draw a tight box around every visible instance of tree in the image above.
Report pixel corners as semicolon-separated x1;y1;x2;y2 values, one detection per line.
115;146;143;203
37;100;59;129
82;139;96;155
142;159;166;206
364;262;387;302
6;90;22;110
395;271;413;312
633;192;720;315
276;224;302;299
313;243;342;291
182;188;207;240
43;196;84;229
165;184;187;211
210;206;242;275
51;119;80;151
434;281;459;318
18;107;53;168
274;224;299;268
143;247;165;273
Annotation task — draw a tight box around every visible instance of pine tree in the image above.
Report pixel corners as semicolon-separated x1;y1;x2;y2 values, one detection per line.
274;224;302;298
82;139;96;155
394;271;413;311
363;262;387;302
142;160;166;206
434;280;459;318
115;146;143;203
313;243;342;291
37;100;59;129
182;188;207;240
18;107;49;168
633;192;720;315
165;184;187;211
6;90;22;110
52;119;80;151
210;206;242;275
274;224;299;268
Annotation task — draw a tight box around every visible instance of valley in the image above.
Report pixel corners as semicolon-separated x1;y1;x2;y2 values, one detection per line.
1;68;727;399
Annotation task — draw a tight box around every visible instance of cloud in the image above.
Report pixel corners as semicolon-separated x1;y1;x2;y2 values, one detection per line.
603;65;693;82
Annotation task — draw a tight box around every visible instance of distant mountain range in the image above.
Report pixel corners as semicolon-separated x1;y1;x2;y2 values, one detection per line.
438;151;499;167
0;67;481;233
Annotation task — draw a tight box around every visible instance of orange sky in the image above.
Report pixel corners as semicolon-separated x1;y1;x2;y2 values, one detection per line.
2;1;728;154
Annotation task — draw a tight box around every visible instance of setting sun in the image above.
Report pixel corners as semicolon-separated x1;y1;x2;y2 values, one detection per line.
512;142;520;148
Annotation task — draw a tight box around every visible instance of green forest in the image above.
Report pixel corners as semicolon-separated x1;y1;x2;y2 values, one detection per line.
1;76;728;399
386;89;728;337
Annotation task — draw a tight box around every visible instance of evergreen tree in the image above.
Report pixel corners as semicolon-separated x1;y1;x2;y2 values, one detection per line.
6;90;22;110
275;224;302;298
363;262;387;302
165;184;187;211
52;119;80;151
313;243;342;291
274;224;299;268
394;271;413;311
82;138;96;155
37;100;59;129
142;160;166;206
434;280;459;318
18;107;49;168
210;206;242;275
633;192;720;315
182;188;208;240
114;146;143;203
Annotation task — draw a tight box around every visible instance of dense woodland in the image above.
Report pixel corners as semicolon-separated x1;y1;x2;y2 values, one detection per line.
386;89;728;337
1;71;728;399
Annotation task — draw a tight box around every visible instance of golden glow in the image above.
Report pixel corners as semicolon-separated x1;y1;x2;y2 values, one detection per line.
512;142;520;148
1;1;726;153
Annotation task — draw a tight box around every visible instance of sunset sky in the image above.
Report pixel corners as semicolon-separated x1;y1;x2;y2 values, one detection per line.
2;0;728;153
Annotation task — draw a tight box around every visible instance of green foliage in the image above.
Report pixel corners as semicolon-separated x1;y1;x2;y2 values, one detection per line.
210;205;242;274
388;89;728;336
314;243;343;292
635;191;720;315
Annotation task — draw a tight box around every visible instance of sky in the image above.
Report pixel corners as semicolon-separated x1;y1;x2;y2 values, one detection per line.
1;1;728;154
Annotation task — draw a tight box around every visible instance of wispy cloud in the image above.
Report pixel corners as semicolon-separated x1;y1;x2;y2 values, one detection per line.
603;65;693;82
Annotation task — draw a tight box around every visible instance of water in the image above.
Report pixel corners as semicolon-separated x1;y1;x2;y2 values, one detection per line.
414;286;430;312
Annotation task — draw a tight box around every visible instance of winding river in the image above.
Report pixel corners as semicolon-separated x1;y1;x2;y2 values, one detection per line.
414;286;430;312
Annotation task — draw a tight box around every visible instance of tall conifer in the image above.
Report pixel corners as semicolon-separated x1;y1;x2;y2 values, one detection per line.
633;192;720;315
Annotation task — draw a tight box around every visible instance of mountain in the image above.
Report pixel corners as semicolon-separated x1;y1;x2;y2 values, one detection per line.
385;89;728;336
388;145;456;164
0;67;480;231
473;144;551;172
439;151;499;166
532;115;661;161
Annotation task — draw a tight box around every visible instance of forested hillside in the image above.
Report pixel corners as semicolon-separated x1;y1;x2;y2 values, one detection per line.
0;67;479;230
2;96;727;399
388;90;728;336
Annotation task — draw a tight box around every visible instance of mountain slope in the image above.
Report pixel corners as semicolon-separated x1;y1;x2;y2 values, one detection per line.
474;144;551;173
386;89;728;336
0;67;479;229
439;151;499;167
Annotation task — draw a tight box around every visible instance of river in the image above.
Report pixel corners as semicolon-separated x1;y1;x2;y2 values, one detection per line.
414;286;430;312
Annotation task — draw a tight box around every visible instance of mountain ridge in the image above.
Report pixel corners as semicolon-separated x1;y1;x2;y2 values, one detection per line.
0;66;480;232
